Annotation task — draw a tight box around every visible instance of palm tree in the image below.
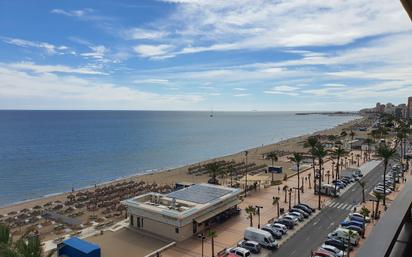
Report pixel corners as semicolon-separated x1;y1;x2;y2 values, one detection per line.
349;130;356;150
396;131;407;163
207;230;217;257
0;223;55;257
373;191;384;219
283;185;289;203
376;144;397;207
289;153;303;203
304;136;319;194
272;196;280;218
226;164;236;187
245;205;256;227
356;154;360;167
311;143;328;210
365;138;374;159
343;230;357;257
357;181;366;203
205;162;221;185
266;151;278;182
331;146;347;195
340;130;347;138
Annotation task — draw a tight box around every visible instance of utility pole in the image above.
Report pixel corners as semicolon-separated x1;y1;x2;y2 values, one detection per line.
255;205;263;228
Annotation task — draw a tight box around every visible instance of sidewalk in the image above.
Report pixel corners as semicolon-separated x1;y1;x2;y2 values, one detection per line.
163;150;369;257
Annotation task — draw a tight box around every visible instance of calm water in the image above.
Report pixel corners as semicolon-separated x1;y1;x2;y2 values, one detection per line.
0;111;359;206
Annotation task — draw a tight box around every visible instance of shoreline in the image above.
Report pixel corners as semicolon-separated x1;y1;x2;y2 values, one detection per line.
0;115;366;215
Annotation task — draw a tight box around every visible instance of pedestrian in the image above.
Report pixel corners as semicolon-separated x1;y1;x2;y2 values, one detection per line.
278;186;280;194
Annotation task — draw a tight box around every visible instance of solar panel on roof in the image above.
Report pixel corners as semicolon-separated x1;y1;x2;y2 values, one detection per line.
167;184;232;204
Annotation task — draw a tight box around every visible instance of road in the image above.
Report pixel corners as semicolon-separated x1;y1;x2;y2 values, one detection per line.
270;160;384;257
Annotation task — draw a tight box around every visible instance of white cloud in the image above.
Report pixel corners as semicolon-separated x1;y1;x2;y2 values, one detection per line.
133;44;174;59
6;62;107;75
0;65;203;110
81;45;108;60
50;8;110;21
233;93;250;97
233;88;247;91
123;28;169;40
133;79;170;84
151;0;412;56
2;37;69;55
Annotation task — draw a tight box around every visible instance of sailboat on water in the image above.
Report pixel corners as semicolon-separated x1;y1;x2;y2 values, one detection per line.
210;109;214;117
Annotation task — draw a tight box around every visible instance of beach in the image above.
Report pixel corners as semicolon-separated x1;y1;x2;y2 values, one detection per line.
0;115;369;220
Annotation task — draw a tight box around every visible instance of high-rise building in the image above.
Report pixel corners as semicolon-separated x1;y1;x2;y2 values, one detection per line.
408;97;412;118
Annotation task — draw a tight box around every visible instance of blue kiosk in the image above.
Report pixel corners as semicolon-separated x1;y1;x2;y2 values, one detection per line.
58;237;101;257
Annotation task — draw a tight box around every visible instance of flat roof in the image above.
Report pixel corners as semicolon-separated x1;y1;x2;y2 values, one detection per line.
62;237;100;254
167;183;233;204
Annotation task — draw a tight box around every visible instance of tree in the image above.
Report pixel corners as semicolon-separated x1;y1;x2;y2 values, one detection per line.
205;162;221;185
245;205;256;227
331;146;348;196
289;153;303;203
207;230;217;257
0;223;55;257
311;143;328;210
376;144;397;207
343;229;357;257
283;185;289;203
373;192;384;219
349;130;356;150
357;181;366;203
304;136;319;194
266;151;278;182
226;164;236;187
340;130;347;138
272;196;280;218
365;138;374;159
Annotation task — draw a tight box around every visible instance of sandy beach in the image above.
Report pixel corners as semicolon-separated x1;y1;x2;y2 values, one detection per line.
0;115;368;215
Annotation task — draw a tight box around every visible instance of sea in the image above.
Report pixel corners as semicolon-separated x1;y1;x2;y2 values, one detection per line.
0;110;360;206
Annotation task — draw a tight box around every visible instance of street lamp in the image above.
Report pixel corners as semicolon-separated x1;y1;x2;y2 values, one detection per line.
288;189;292;210
255;205;263;228
198;233;206;257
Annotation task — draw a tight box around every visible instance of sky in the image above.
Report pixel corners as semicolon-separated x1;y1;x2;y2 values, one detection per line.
0;0;412;111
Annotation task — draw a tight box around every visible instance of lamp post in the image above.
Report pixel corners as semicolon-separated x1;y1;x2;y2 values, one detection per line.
198;233;206;257
255;205;263;228
244;151;248;198
288;189;292;210
301;177;305;193
316;171;321;210
293;187;299;205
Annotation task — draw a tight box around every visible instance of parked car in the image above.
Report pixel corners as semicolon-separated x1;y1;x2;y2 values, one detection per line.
328;228;360;246
290;207;309;218
293;204;313;214
281;214;299;224
349;213;370;223
276;218;295;229
345;225;364;236
262;225;282;239
269;223;287;234
313;249;334;257
340;219;364;229
288;211;304;221
348;215;367;224
244;227;278;249
324;239;349;252
320;244;345;257
298;203;316;212
225;247;251;257
237;240;261;254
373;187;391;195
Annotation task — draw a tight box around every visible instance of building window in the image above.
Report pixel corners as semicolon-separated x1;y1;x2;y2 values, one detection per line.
175;227;179;234
130;215;134;226
137;217;141;228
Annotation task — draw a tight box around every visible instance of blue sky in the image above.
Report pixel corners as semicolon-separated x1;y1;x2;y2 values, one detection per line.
1;0;412;111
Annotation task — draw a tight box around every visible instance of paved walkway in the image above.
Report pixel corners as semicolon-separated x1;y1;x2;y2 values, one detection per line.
163;150;370;257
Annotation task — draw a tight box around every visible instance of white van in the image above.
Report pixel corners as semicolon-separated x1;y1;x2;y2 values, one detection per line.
244;227;278;249
328;228;360;246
